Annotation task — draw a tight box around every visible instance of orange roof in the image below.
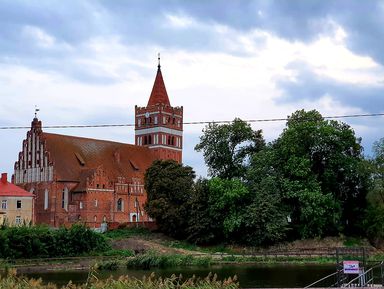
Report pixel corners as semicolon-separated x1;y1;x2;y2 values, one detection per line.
147;66;170;107
0;174;34;197
42;133;156;184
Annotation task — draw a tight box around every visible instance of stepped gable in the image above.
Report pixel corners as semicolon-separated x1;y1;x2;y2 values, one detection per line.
147;64;170;107
41;133;156;182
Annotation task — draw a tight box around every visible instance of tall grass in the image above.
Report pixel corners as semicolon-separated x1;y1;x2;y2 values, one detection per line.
126;251;212;269
0;270;238;289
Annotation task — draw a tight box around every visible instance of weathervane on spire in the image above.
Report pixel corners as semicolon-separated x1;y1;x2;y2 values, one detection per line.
34;105;40;118
158;53;161;69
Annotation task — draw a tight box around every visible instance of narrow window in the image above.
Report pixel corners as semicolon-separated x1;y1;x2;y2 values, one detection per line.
1;200;7;210
16;200;22;209
154;116;158;124
79;201;83;209
44;189;49;210
117;198;123;211
94;199;98;207
62;187;68;211
15;216;21;225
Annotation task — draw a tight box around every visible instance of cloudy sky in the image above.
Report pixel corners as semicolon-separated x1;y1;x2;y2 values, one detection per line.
1;0;384;177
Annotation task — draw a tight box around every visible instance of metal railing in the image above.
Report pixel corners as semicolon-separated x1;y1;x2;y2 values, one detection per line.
304;270;341;288
343;261;383;287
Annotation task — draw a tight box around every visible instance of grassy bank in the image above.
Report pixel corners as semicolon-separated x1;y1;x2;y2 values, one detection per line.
126;252;213;269
0;270;238;289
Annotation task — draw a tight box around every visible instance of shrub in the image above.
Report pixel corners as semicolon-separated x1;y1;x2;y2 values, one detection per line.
0;224;110;258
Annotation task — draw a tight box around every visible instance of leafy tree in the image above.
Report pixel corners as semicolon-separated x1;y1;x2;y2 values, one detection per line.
246;110;367;238
364;138;384;246
144;160;195;239
195;118;265;179
367;138;384;204
207;178;249;238
186;179;222;244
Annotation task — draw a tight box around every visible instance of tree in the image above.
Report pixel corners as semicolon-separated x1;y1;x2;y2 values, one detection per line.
186;179;222;244
364;138;384;246
144;160;195;239
195;118;265;179
246;109;368;238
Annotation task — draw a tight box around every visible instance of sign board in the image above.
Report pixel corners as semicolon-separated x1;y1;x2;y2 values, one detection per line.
343;260;359;274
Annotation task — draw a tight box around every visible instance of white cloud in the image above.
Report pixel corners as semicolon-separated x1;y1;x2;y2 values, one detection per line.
165;13;197;28
22;25;55;48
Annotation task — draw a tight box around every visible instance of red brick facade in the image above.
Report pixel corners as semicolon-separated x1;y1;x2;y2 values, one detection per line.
13;63;183;228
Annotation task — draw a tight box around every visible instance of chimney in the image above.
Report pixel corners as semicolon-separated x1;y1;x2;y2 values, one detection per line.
1;173;7;184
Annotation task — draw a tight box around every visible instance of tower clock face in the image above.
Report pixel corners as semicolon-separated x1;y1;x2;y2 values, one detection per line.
145;112;149;118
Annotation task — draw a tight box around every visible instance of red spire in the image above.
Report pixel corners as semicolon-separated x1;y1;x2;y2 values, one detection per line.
147;56;170;107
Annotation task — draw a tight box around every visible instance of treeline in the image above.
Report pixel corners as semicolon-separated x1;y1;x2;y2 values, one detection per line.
0;224;110;258
145;109;384;247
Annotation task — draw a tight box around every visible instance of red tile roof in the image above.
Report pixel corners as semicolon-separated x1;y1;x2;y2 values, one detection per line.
147;66;170;106
42;133;156;184
0;174;34;197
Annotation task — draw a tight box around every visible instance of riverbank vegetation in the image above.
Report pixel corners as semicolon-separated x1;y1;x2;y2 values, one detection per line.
126;251;212;269
0;224;110;258
145;110;384;248
0;270;238;289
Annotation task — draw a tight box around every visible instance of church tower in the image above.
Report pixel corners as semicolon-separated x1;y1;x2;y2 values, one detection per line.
135;57;183;163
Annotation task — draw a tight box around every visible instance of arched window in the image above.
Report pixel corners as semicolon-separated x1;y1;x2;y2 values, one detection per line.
148;135;152;144
167;136;171;145
132;214;137;222
144;136;148;145
94;215;97;222
171;136;175;146
117;198;123;211
103;215;107;222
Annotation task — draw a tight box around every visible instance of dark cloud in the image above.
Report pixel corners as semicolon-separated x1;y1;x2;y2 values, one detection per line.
276;62;384;112
1;0;384;83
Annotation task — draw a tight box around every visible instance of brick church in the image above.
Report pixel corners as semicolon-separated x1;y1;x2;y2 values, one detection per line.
12;60;183;228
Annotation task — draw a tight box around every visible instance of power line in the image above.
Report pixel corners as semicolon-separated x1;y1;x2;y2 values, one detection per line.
0;112;383;130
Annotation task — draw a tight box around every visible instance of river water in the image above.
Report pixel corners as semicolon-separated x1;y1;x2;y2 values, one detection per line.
23;263;336;288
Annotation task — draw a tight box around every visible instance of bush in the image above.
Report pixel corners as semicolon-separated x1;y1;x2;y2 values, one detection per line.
0;224;110;258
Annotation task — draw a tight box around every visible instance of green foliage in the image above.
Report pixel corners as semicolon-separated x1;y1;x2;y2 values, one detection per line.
102;249;134;257
0;270;238;289
207;178;249;237
145;160;195;239
0;224;110;259
104;227;151;239
363;138;384;246
195;118;265;179
96;260;120;270
249;109;368;238
126;251;212;269
186;179;222;244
